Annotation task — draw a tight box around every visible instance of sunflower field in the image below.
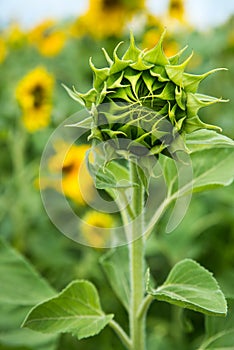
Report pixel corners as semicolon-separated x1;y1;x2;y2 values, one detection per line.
0;1;234;349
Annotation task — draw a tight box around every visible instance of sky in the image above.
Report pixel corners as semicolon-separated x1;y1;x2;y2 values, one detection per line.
0;0;234;30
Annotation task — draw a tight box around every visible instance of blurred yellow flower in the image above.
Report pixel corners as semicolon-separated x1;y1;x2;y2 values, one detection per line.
45;142;94;205
80;210;115;247
228;29;234;49
5;22;26;48
168;0;185;22
0;37;7;63
71;0;145;39
164;40;180;57
28;19;66;56
16;67;54;132
164;0;191;30
146;13;162;27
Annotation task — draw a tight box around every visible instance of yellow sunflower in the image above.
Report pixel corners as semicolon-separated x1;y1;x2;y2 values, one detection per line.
28;19;66;57
145;13;162;28
16;67;54;132
4;22;26;48
0;36;7;63
71;0;145;39
164;0;191;30
168;0;185;22
44;142;94;206
80;210;115;247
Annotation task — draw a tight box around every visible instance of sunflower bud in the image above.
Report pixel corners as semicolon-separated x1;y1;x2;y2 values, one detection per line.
66;32;227;157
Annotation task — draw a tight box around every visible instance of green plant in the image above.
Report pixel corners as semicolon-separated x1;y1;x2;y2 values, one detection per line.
19;33;234;350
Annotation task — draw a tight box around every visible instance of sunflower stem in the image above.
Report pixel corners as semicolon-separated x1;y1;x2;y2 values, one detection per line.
137;294;154;320
9;123;28;252
109;320;132;349
128;160;146;350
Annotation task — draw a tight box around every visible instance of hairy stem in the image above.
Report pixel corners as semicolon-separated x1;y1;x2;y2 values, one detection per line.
109;320;132;350
129;161;146;350
137;295;154;320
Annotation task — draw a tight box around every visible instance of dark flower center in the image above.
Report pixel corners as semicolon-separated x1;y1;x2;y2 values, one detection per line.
102;0;122;10
32;84;44;108
170;0;183;11
62;163;75;175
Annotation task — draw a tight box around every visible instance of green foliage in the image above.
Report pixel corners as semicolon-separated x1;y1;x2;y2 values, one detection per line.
100;247;130;311
199;299;234;349
0;329;58;350
0;239;55;305
0;10;234;350
23;280;114;340
160;129;234;197
0;239;58;350
186;129;234;152
147;259;227;316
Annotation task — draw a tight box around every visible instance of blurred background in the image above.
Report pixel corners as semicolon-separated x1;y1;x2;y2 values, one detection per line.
0;1;234;349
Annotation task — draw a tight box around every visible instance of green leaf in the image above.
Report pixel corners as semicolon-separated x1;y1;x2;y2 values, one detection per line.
217;270;234;299
88;156;133;191
95;167;132;189
199;330;234;350
147;259;227;316
157;144;234;232
0;329;58;350
0;303;58;350
186;130;234;153
160;145;234;198
198;299;234;349
190;148;234;192
0;239;55;306
22;280;114;339
0;239;58;349
206;300;234;336
100;246;130;311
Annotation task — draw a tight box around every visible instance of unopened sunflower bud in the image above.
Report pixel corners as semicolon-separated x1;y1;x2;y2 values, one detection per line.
66;32;227;156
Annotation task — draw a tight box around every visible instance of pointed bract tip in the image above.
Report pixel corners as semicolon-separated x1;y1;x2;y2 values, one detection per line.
129;30;136;46
89;57;95;69
113;41;124;57
160;28;167;41
101;48;113;66
169;45;189;64
181;50;194;67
